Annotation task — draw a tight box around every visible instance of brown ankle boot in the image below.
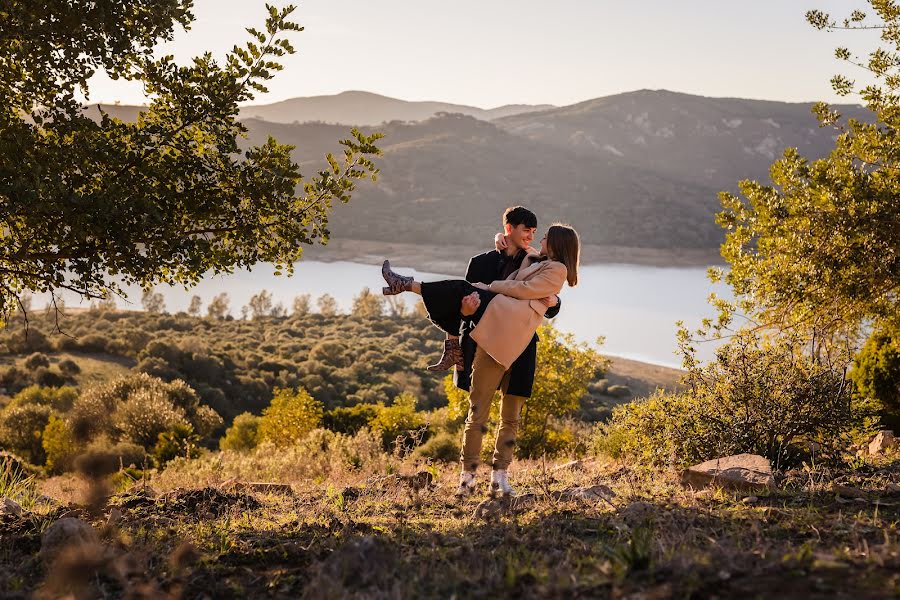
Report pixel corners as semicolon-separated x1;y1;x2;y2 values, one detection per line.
427;338;463;372
382;260;414;295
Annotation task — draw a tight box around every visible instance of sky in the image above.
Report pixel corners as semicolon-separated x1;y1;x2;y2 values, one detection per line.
87;0;878;108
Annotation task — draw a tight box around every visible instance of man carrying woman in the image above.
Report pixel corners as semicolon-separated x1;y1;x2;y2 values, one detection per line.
381;213;580;497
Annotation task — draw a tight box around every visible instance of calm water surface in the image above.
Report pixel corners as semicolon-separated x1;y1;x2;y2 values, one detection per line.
41;261;731;368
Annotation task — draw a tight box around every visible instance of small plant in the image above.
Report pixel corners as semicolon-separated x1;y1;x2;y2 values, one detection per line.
0;460;38;510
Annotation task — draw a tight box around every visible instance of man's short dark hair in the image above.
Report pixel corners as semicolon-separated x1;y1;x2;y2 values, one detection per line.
503;206;537;229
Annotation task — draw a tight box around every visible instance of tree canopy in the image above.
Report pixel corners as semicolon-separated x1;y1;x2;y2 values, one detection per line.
711;1;900;346
0;1;382;323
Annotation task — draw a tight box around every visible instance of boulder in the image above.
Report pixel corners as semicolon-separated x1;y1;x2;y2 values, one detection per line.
868;430;896;456
472;493;537;520
558;484;617;504
1;497;23;517
681;454;775;492
619;500;655;526
40;518;99;561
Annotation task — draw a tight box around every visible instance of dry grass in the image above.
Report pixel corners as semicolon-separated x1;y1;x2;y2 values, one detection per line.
3;451;899;599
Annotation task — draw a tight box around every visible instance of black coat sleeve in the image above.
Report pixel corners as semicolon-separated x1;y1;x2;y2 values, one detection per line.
545;297;562;319
464;251;501;286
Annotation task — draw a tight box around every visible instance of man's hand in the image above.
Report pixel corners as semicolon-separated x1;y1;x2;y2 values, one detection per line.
537;295;559;308
461;292;481;316
494;232;508;252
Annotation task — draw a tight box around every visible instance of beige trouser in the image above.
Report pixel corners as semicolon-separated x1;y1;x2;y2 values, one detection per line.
460;346;526;472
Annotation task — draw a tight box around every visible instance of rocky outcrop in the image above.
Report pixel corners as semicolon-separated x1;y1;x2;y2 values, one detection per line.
868;430;896;456
681;454;775;492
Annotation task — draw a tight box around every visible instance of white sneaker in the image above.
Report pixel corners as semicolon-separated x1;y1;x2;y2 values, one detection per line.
455;471;477;497
490;470;515;496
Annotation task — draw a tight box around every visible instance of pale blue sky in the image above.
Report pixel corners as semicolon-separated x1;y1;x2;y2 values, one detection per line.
88;0;877;108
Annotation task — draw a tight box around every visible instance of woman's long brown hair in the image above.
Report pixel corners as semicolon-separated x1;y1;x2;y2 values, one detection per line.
546;224;580;286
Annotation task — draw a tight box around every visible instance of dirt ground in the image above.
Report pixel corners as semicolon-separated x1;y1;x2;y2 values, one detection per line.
4;456;899;599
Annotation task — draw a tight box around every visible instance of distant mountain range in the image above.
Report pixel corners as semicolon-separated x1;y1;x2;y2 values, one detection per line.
236;90;556;125
84;90;871;267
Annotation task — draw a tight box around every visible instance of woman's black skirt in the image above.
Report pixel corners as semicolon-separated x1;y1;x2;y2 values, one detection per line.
420;280;497;336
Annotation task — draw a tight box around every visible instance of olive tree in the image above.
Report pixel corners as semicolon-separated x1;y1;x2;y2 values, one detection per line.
0;2;381;324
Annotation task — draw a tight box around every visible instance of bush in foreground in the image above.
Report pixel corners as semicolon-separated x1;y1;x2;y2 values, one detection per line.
595;332;875;469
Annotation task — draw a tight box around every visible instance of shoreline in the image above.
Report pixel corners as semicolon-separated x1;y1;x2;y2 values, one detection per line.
303;239;725;275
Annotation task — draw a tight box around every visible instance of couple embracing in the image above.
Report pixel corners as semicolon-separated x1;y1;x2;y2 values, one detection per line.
381;206;580;498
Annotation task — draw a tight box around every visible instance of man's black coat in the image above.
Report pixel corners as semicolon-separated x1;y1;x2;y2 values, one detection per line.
453;249;561;398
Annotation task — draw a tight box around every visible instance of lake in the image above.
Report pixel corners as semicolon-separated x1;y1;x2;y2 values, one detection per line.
37;261;731;368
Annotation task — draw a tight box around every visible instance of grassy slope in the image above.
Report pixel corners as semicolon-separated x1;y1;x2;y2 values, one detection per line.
8;457;900;598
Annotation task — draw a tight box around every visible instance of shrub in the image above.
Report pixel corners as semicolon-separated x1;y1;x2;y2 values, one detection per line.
23;352;50;369
4;328;51;354
220;413;262;452
71;373;222;448
82;437;147;470
605;385;632;398
115;387;190;447
0;366;33;395
9;385;78;412
74;334;111;353
595;332;874;469
324;404;379;435
42;414;79;473
850;318;900;430
152;424;201;467
368;393;427;451
57;359;81;376
0;404;53;464
34;368;70;388
351;287;384;318
257;387;324;446
414;430;459;463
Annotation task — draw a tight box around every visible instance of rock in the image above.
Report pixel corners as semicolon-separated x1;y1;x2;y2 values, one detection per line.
473;497;506;520
1;497;23;517
510;493;537;512
473;493;537;519
33;495;58;508
553;460;585;472
831;483;867;500
558;484;617;504
742;496;759;505
107;508;122;527
868;430;896;456
40;518;99;561
681;454;775;492
619;501;655;526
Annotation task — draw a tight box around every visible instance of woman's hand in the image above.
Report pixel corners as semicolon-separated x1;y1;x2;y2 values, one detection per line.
494;232;508;251
537;295;559;308
460;292;481;316
471;282;489;290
